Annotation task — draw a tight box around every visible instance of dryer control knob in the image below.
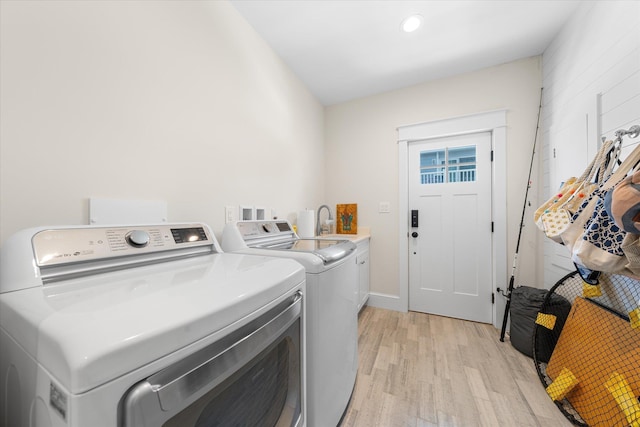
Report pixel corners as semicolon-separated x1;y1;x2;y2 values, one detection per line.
126;230;150;248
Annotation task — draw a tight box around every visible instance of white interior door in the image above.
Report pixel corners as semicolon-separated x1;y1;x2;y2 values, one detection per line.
408;132;493;323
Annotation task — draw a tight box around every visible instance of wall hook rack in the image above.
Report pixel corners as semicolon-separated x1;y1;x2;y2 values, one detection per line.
615;124;640;140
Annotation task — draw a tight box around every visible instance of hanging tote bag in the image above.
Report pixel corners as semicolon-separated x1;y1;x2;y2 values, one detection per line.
534;177;578;230
540;178;604;243
621;233;640;279
607;170;640;279
532;145;610;231
539;140;617;243
533;141;613;231
571;144;640;274
564;140;621;215
572;197;628;273
605;170;640;234
560;142;636;253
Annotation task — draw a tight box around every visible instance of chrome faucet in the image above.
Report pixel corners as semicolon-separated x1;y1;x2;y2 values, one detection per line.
316;204;333;236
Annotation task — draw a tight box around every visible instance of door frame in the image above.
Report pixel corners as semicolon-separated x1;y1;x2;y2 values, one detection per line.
397;110;507;328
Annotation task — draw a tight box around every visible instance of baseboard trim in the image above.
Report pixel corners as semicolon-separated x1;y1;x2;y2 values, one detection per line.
365;292;407;312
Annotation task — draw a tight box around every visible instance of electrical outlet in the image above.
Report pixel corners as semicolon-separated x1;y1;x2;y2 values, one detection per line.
379;202;391;213
240;206;254;221
225;206;236;224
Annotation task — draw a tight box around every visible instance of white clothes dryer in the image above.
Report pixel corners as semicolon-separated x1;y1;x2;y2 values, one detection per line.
0;223;305;427
222;220;358;427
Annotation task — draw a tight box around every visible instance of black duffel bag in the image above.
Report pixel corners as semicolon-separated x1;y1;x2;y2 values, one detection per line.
510;286;571;362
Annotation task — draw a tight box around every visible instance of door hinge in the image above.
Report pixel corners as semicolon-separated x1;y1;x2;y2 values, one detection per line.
491;221;494;232
490;150;494;161
492;293;495;304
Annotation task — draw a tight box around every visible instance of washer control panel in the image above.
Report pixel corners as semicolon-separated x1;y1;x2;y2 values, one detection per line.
237;220;295;240
126;230;151;248
33;224;213;267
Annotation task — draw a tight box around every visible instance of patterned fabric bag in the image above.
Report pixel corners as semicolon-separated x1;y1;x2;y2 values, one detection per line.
621;233;640;278
604;170;640;233
560;189;603;252
571;197;628;273
539;140;617;243
534;177;578;230
571;144;640;274
540;210;573;242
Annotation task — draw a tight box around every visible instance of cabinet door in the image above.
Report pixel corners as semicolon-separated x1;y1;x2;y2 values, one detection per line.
356;241;370;311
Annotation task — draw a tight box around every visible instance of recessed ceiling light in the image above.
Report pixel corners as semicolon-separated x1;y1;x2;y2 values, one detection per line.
401;14;423;33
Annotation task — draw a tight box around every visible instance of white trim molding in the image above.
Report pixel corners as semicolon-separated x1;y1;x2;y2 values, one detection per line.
366;292;403;312
396;110;507;328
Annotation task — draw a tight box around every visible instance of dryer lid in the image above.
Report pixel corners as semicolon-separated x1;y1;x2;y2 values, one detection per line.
0;252;305;394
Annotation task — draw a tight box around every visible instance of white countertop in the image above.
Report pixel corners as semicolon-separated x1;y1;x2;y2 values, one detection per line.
319;226;370;243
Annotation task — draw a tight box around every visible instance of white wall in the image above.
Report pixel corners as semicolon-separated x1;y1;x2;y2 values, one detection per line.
541;0;640;286
6;0;635;309
0;0;324;244
325;57;543;307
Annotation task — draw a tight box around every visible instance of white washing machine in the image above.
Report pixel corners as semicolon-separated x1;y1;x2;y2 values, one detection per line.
222;220;358;427
0;223;306;427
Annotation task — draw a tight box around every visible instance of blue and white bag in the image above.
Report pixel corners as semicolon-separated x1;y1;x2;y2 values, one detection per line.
571;144;640;275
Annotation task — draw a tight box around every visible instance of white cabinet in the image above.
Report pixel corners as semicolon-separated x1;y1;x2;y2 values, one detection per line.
356;239;370;311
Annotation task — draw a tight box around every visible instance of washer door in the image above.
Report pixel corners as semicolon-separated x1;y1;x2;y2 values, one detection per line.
121;292;302;427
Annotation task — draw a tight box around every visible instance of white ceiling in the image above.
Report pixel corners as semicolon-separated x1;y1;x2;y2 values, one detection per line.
230;0;582;106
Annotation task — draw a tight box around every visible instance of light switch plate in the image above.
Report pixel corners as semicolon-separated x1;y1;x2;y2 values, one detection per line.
225;206;236;224
379;202;391;213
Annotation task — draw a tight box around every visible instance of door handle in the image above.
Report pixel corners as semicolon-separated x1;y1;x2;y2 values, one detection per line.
411;232;419;238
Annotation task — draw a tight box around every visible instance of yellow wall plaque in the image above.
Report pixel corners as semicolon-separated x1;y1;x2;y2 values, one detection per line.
336;204;357;234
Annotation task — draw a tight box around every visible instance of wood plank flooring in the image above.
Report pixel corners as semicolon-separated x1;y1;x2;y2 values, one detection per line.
339;306;572;427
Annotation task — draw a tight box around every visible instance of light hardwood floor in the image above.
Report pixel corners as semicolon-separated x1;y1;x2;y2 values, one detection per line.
339;306;573;427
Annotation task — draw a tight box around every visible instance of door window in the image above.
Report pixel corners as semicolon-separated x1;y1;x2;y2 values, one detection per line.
419;145;476;184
